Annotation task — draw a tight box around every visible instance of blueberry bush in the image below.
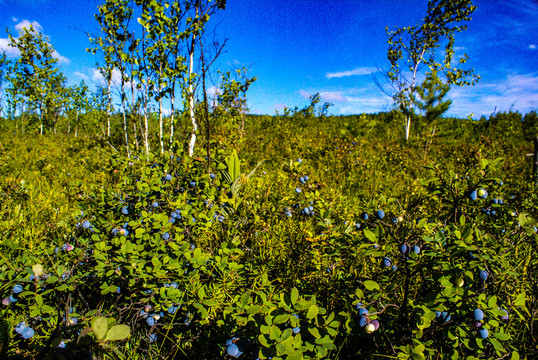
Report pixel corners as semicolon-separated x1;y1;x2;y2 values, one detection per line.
1;114;536;359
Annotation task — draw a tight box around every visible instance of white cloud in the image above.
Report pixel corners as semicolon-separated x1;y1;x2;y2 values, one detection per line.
297;86;392;114
206;86;221;98
52;50;70;64
0;19;70;63
530;44;537;49
15;19;43;34
92;67;137;91
447;72;538;117
326;67;377;79
0;38;19;56
73;72;89;80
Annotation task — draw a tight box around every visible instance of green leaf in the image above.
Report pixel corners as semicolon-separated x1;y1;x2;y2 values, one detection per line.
35;294;43;308
105;324;131;341
286;351;303;360
514;292;526;307
274;314;290;325
306;305;319;320
291;287;299;305
363;229;377;242
198;287;205;300
363;280;379;291
270;325;282;341
247;305;262;315
92;316;109;341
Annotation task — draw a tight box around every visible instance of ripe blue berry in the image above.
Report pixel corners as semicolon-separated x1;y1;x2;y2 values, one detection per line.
469;190;477;201
15;322;26;334
227;343;243;358
473;309;484;321
13;284;23;294
22;327;34;339
376;210;385;219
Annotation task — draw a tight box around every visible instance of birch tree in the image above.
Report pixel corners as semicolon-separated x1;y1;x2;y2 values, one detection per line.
8;25;66;135
384;0;480;141
89;0;134;157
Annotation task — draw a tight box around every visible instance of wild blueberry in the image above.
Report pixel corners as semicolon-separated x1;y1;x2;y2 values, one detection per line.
227;343;243;358
22;327;34;339
13;284;23;294
469;190;477;201
473;309;484;321
376;210;385;219
15;322;26;334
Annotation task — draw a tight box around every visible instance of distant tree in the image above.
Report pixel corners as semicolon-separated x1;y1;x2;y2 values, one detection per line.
89;0;134;156
90;85;112;137
381;0;480;141
7;25;67;135
413;69;452;153
522;111;538;142
0;52;9;118
65;81;89;136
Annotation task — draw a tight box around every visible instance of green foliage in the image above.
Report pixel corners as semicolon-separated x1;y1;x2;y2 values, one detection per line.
384;0;480;141
1;114;537;359
6;25;67;134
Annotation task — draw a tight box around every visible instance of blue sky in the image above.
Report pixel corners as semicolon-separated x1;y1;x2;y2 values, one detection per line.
1;0;537;118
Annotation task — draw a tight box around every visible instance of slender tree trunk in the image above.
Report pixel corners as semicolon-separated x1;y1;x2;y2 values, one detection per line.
121;81;130;158
107;81;111;138
187;30;197;157
40;106;43;135
169;92;175;148
200;38;211;171
405;115;410;141
159;63;164;155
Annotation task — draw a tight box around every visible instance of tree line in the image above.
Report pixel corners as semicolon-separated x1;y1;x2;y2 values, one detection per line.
0;0;256;160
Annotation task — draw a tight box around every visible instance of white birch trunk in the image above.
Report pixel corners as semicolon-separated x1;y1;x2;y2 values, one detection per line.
187;31;197;157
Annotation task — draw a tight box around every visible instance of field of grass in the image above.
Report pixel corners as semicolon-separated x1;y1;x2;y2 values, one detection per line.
0;112;536;359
